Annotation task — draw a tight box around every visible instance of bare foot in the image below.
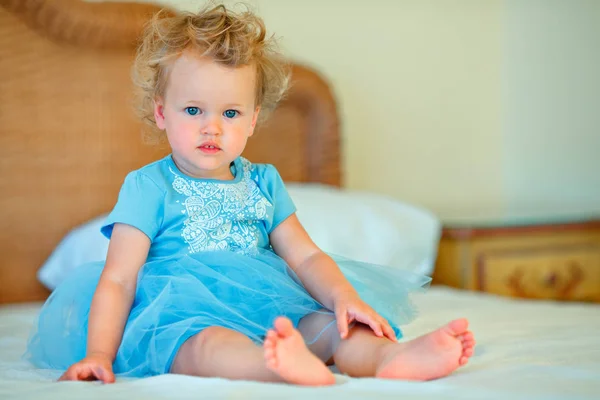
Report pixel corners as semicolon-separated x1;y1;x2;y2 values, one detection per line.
376;318;475;381
263;317;336;386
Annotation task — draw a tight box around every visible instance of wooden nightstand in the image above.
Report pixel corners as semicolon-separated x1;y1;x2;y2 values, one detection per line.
432;217;600;302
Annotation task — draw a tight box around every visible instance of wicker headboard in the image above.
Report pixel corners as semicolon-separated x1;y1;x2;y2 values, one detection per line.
0;0;341;304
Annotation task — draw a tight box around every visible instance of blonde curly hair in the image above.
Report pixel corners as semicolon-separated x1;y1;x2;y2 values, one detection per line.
132;4;290;142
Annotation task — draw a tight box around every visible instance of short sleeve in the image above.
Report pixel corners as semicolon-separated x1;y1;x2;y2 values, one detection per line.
256;164;297;233
100;171;165;240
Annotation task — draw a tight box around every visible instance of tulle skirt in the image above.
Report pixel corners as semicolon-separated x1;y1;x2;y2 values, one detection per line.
25;249;430;377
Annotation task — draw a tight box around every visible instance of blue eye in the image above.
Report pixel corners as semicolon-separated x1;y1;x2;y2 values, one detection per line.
223;109;238;119
185;107;200;116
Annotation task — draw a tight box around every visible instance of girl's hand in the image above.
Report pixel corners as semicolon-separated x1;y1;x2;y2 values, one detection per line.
58;353;115;383
334;291;396;342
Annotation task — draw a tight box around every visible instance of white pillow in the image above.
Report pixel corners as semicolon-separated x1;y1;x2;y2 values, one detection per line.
286;184;440;274
38;214;110;291
38;184;440;290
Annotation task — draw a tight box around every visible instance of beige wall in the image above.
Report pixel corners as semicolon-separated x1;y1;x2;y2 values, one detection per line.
502;0;600;223
99;0;600;223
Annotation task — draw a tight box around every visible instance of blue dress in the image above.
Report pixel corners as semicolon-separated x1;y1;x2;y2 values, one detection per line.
25;156;431;377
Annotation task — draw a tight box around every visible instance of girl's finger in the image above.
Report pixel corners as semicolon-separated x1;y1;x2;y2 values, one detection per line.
368;315;383;337
354;311;384;337
382;320;397;342
335;306;349;339
93;366;115;384
58;368;74;381
78;367;95;381
369;320;384;337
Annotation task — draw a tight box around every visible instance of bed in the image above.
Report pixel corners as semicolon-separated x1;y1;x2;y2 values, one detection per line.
1;1;599;399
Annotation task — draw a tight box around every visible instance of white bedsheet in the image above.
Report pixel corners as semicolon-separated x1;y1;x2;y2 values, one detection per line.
1;286;599;400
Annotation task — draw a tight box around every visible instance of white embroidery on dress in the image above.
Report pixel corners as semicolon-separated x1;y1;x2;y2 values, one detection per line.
170;158;272;255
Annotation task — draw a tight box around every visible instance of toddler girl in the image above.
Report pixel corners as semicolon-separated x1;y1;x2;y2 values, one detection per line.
26;4;475;386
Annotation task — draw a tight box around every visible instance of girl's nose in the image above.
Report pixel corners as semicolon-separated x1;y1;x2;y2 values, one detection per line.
202;115;222;136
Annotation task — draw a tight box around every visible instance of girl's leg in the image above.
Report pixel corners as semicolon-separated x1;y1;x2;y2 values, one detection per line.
296;310;339;363
171;325;335;386
332;319;475;380
170;326;279;382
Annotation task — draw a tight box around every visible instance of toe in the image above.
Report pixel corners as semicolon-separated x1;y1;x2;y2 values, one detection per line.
459;356;469;366
274;317;295;337
266;330;278;341
264;346;275;361
263;339;274;350
445;319;469;336
266;356;278;368
463;348;474;357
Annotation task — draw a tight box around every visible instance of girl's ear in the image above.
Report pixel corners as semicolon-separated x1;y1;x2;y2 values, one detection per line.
248;106;261;137
154;98;166;130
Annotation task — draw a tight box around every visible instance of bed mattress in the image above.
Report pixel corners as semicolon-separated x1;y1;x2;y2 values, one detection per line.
1;286;598;399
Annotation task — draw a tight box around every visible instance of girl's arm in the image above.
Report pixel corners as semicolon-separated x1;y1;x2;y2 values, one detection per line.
59;223;150;382
87;223;150;360
269;214;355;310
